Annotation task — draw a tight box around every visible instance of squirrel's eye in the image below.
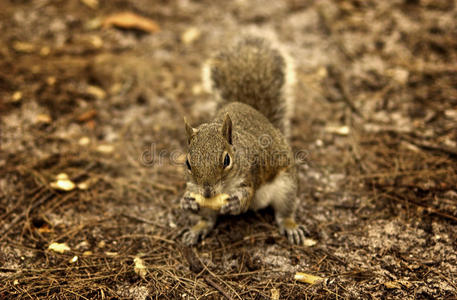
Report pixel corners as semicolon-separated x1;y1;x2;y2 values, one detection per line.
223;153;231;168
186;159;192;171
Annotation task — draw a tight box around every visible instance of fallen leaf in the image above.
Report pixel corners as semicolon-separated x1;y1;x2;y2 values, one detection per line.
385;280;412;289
80;0;98;9
48;242;71;254
181;27;201;45
134;256;147;278
37;223;53;233
40;46;51;56
69;256;78;263
77;109;97;122
12;91;22;102
50;173;76;191
387;68;409;84
85;18;103;30
96;144;114;154
12;41;35;53
316;66;328;79
78;136;91;146
36;114;52;124
89;36;103;49
294;272;324;284
325;125;350;135
86;85;106;99
445;109;457;120
56;173;69;180
50;179;75;191
77;182;89;190
384;281;401;289
77;177;97;190
270;288;280;300
46;76;56;86
303;238;317;247
192;84;203;95
103;12;160;33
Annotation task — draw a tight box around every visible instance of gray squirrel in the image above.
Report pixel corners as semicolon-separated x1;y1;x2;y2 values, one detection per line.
181;35;306;245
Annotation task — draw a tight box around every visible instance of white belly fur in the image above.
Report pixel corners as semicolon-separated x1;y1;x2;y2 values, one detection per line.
250;170;293;211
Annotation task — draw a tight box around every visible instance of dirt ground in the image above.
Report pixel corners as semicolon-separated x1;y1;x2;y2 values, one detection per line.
1;0;456;299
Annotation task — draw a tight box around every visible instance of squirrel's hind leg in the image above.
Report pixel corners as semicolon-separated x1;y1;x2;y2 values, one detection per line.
274;201;308;245
182;211;218;246
276;215;308;245
269;171;308;245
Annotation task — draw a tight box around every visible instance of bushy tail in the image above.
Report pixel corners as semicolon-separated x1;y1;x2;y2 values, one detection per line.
203;35;295;137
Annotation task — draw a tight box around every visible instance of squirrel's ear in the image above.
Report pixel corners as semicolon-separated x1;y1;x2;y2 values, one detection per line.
184;117;198;144
221;113;232;145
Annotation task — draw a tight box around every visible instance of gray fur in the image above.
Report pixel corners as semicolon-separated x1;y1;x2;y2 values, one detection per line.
206;36;294;137
181;36;305;245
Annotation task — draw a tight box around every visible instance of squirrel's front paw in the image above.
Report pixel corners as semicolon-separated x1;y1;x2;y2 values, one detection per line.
220;195;242;215
180;194;200;212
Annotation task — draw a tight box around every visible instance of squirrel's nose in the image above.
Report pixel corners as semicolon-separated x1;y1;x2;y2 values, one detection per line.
203;187;212;198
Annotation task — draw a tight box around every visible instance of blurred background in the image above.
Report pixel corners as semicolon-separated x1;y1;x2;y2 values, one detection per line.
0;0;456;298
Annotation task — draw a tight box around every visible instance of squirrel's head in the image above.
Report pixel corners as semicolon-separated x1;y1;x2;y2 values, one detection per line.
184;114;236;198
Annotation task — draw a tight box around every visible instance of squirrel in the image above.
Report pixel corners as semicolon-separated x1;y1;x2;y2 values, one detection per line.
180;35;307;245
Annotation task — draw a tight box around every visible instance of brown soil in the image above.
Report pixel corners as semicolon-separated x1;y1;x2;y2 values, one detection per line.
1;0;456;299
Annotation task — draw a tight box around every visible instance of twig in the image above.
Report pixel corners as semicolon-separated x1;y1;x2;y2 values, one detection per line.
0;186;44;222
0;189;54;242
195;250;243;300
401;135;457;158
151;182;178;194
121;213;167;229
327;66;363;118
385;193;457;222
205;276;233;300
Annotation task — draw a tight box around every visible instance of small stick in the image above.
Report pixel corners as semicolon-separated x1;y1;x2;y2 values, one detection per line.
205;277;233;300
401;135;457;158
0;190;54;242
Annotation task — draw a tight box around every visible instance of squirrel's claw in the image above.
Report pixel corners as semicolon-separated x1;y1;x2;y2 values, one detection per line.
182;220;213;245
181;196;200;212
182;230;200;245
279;219;308;245
220;195;242;215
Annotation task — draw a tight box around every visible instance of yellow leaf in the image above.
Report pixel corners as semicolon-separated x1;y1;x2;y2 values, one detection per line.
96;144;114;154
270;288;280;300
303;238;317;247
12;41;35;53
384;281;401;289
50;174;76;191
12;91;22;102
80;0;98;9
294;272;324;284
181;27;201;45
134;256;147;278
48;242;71;254
36;114;52;124
103;12;160;33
